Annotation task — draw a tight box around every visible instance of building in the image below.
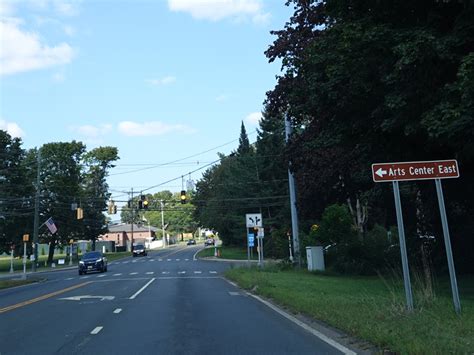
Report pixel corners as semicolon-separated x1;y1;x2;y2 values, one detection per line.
100;223;159;251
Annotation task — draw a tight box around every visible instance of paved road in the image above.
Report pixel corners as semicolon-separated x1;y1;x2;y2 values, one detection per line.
0;246;351;355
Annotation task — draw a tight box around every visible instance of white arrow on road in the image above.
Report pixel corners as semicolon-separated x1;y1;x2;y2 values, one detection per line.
375;168;387;178
59;295;115;301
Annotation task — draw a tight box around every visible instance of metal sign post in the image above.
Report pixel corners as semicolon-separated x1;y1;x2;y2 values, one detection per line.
435;179;461;314
372;159;461;314
392;181;414;312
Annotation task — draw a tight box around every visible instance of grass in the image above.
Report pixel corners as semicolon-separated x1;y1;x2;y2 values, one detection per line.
0;279;37;290
225;266;474;354
197;246;258;260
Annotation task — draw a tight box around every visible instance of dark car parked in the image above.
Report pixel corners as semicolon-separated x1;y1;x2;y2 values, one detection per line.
133;244;147;257
78;251;107;275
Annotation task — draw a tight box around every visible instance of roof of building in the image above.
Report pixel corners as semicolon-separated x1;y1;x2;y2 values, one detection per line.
107;223;159;233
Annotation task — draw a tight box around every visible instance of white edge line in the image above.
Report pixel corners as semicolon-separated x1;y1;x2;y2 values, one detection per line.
222;278;356;355
193;249;201;261
90;326;103;335
129;278;155;300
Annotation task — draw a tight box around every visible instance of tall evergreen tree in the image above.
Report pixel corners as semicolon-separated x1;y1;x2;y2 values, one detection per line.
237;121;251;156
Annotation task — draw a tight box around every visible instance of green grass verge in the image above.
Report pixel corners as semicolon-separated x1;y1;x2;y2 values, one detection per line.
225;266;474;354
0;279;37;290
197;246;258;260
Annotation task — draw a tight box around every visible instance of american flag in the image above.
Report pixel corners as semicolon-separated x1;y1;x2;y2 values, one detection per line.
45;217;57;234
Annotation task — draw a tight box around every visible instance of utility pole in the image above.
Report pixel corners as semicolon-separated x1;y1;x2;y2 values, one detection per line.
130;188;134;252
161;200;166;248
285;114;301;266
32;149;41;272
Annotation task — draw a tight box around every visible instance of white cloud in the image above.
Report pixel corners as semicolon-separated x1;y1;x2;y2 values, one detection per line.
145;76;176;86
168;0;270;23
244;112;261;125
0;119;25;138
63;25;75;36
0;1;15;17
118;121;195;137
215;94;229;102
54;1;79;16
70;124;113;138
0;19;74;76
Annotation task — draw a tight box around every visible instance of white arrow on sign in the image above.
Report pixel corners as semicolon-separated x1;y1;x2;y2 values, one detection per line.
375;168;387;178
59;295;115;301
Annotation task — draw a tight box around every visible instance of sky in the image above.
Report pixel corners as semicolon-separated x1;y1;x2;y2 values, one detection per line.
0;0;293;205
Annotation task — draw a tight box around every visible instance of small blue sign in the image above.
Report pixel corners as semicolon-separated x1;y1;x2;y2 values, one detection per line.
247;234;255;247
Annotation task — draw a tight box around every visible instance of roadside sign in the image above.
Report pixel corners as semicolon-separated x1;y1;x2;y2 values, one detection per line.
246;213;263;228
372;159;459;182
247;234;255;247
257;228;264;238
23;234;29;242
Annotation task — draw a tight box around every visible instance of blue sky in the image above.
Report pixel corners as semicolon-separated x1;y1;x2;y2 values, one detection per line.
0;0;293;202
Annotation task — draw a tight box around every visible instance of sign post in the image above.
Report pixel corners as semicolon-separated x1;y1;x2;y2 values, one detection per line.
246;214;263;266
372;159;461;314
22;234;29;278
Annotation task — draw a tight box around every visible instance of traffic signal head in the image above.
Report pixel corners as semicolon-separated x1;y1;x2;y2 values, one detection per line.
113;205;117;214
138;200;143;209
180;190;186;204
143;200;149;209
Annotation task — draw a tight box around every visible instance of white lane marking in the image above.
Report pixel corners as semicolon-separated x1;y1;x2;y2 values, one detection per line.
65;277;73;280
129;278;156;300
193;249;201;261
178;271;186;275
149;259;154;262
209;271;217;274
161;271;170;275
97;275;106;278
167;259;172;261
123;261;129;264
176;259;180;261
229;292;240;296
194;271;202;274
113;308;122;314
185;259;189;261
158;259;163;261
113;273;122;276
146;272;154;275
91;326;103;335
246;293;356;355
132;260;137;263
129;272;138;275
80;276;91;279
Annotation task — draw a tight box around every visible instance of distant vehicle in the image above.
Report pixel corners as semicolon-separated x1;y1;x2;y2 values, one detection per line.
204;238;215;246
133;244;147;257
186;239;196;245
78;251;107;275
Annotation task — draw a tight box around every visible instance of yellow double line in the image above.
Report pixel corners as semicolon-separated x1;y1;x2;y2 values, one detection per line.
0;281;91;314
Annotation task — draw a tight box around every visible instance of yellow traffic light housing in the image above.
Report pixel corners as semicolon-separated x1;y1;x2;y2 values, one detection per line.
180;190;186;204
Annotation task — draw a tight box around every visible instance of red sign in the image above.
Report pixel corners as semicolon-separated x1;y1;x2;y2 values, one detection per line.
372;160;459;182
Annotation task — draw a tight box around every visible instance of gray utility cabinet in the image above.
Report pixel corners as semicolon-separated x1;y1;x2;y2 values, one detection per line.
306;246;325;271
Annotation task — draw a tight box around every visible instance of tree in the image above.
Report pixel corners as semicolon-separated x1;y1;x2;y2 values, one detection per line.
237;121;251;156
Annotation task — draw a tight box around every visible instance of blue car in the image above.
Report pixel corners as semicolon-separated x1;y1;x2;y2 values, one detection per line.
78;251;108;275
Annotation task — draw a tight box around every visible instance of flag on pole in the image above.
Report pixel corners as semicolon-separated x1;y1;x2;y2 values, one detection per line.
45;217;57;234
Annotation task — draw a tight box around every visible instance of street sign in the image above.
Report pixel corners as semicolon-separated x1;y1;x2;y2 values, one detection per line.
372;159;459;182
23;234;29;242
247;234;255;247
257;228;264;239
246;213;263;228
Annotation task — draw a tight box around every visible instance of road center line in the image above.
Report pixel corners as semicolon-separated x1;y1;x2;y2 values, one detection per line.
90;326;103;335
113;308;122;314
129;278;155;300
0;282;91;314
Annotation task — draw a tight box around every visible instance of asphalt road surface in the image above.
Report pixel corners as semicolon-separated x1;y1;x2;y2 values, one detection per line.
0;246;353;355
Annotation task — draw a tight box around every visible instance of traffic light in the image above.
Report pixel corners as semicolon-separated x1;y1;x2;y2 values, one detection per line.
108;201;114;214
143;200;149;209
113;205;117;214
180;190;186;204
138;200;143;209
77;207;84;219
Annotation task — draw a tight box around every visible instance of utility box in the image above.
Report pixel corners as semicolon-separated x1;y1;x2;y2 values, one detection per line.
306;246;325;271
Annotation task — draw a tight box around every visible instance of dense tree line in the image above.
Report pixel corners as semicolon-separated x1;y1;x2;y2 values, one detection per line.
0;130;118;263
194;0;473;274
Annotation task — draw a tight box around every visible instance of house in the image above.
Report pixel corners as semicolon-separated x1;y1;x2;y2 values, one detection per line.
100;223;159;251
